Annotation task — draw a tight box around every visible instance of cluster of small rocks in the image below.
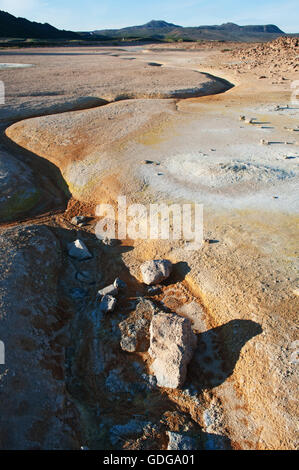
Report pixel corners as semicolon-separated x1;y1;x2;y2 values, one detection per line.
67;228;197;390
121;261;197;389
66;221;201;450
231;36;298;73
97;277;127;313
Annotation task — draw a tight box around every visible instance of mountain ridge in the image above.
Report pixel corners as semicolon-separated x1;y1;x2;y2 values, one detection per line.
92;20;287;42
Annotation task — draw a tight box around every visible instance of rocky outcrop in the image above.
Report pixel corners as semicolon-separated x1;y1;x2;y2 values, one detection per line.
231;36;298;72
0;224;81;449
149;312;197;388
0;151;39;222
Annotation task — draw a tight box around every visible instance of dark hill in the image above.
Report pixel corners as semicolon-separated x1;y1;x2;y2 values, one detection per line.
0;10;79;39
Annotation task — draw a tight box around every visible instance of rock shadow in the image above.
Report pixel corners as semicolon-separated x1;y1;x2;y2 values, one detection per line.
188;319;262;390
164;261;191;285
0;125;71;221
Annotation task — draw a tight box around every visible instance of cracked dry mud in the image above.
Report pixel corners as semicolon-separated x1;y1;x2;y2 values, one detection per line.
0;40;298;450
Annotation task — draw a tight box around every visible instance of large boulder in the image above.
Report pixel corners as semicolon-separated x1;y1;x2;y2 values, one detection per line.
149;312;197;388
140;260;172;285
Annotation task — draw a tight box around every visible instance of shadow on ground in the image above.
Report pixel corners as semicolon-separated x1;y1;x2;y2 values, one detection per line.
188;319;263;390
0;124;71;222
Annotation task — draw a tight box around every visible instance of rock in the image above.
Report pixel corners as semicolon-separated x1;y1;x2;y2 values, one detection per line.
105;367;153;397
70;287;88;300
149;312;197;388
99;294;116;313
141;373;157;390
97;278;126;298
97;283;118;298
110;420;154;446
101;237;118;247
167;432;196;450
113;277;127;290
119;298;156;352
67;239;92;261
76;271;93;283
140;259;172;285
147;285;162;295
71;215;87;226
105;369;131;394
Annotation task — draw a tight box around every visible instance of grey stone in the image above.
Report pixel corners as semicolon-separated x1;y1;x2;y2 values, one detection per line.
67;239;92;261
140;259;172;285
100;294;116;313
167;432;196;450
141;373;157;390
149;312;197;388
113;277;127;290
97;283;118;298
101;237;118;246
110;420;154;445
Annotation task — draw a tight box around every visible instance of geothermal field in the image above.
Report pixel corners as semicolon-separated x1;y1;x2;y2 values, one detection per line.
0;37;298;450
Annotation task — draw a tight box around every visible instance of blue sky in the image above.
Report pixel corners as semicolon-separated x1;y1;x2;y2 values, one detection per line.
0;0;298;32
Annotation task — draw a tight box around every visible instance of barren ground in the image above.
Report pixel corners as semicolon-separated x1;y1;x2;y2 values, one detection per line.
0;39;298;450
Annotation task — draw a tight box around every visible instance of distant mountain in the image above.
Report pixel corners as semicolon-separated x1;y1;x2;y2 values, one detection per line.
0;11;289;44
139;20;181;29
0;10;79;39
93;20;286;42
